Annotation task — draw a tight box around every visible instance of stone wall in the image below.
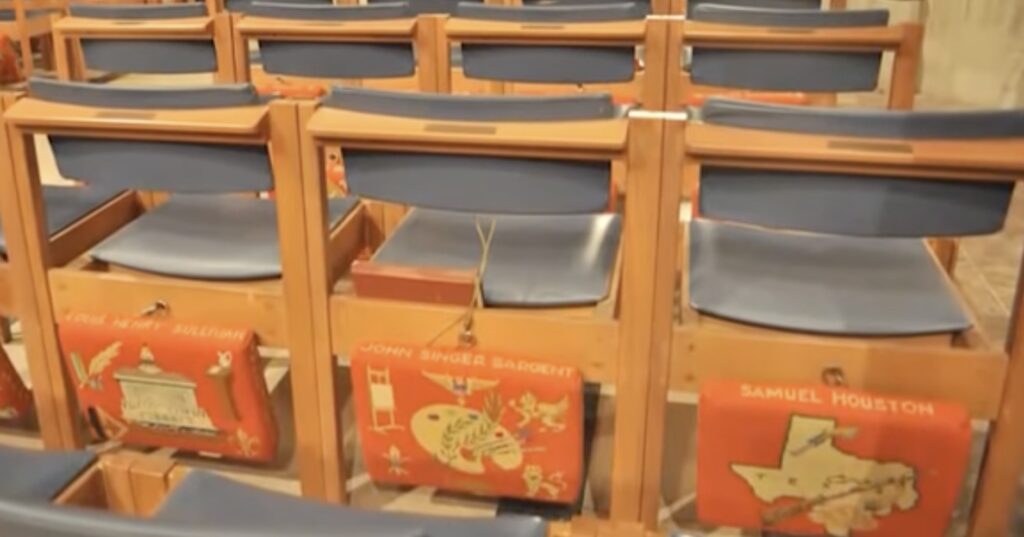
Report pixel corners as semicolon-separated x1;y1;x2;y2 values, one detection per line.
850;0;1024;107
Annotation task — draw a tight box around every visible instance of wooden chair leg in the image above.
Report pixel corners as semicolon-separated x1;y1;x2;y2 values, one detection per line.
930;238;959;274
38;35;54;71
0;317;13;344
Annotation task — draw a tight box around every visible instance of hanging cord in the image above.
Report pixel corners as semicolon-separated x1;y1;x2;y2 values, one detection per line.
426;216;497;349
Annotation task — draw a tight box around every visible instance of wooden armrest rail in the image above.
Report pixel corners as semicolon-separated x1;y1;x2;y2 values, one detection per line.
686;124;1024;180
681;21;914;51
4;99;268;138
306;108;627;156
445;18;646;44
54;15;213;38
235;15;416;41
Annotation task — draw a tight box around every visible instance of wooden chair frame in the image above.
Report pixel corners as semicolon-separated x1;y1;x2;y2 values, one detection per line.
0;97;344;500
229;10;440;93
296;100;665;529
667;17;925;111
637;114;1024;535
54;450;179;517
0;0;67;77
442;15;670;110
50;0;234;83
0;90;137;450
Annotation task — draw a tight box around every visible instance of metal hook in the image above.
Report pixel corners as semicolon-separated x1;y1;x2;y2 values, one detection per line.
821;367;847;387
458;316;477;348
139;300;169;317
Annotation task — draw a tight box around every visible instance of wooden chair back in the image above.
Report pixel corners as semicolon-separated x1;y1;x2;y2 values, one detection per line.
230;2;436;94
443;3;669;109
51;0;233;82
638;103;1024;533
297;90;664;526
670;6;924;110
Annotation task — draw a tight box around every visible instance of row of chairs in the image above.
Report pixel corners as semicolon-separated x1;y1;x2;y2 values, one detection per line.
2;0;854;62
0;76;1023;536
32;0;920;112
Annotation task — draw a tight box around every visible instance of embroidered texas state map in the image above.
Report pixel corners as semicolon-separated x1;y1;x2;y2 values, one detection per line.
732;415;919;537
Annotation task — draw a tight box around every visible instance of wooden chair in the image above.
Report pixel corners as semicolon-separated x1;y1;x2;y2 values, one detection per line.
50;1;233;83
352;0;502;93
296;86;663;528
0;89;128;449
0;0;67;77
641;99;1024;533
669;5;923;111
443;2;669;110
230;2;438;95
0;79;355;500
669;5;942;265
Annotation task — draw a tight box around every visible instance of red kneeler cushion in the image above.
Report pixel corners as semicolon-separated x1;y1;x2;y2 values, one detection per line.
0;345;32;422
698;381;971;537
351;342;584;503
59;312;278;463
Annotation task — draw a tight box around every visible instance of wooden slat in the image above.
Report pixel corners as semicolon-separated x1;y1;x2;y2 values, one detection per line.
326;203;365;285
331;296;619;383
671;327;1007;419
4;99;268;137
306;108;627;155
638;112;683;527
682;20;912;50
296;101;346;501
128;455;176;517
54;15;212;38
608;115;662;521
212;13;234;84
52;464;106;508
48;268;288;347
446;18;645;44
236;15;416;40
686;124;1024;178
49;191;139;269
269;101;333;500
99;451;142;515
0;263;13;316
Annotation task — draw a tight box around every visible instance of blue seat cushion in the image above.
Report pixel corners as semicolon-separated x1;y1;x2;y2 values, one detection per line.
0;445;95;502
0;8;56;20
91;195;357;280
0;185;123;255
156;471;545;537
371;208;621;307
689;219;971;336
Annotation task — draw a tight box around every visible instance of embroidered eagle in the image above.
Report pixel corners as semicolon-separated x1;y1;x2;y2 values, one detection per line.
421;372;499;405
